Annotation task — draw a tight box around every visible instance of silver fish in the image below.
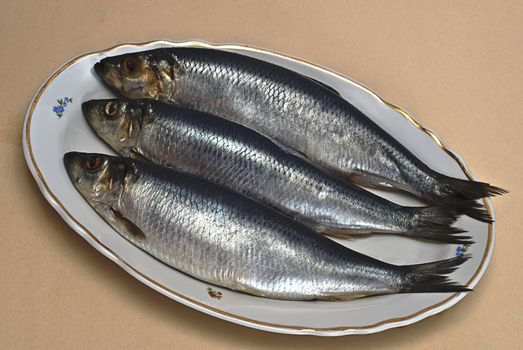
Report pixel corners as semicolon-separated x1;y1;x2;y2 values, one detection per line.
64;152;470;300
83;98;474;243
94;47;505;208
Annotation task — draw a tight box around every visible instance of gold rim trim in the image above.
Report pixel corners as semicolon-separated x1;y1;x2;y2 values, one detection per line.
24;40;493;334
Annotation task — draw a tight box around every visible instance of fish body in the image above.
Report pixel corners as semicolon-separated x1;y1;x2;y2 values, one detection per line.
83;98;472;243
94;47;505;204
64;152;470;300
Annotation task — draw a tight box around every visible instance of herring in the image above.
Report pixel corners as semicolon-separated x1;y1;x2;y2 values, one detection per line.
63;152;471;300
83;98;476;243
93;47;506;211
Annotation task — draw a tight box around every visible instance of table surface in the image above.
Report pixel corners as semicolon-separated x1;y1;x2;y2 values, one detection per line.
1;1;521;348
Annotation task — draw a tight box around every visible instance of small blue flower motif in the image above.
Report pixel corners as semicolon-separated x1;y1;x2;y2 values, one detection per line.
52;97;73;118
53;105;64;114
456;243;471;257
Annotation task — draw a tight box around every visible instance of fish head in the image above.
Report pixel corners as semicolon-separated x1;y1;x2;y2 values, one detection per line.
82;99;145;155
64;152;128;207
94;50;177;101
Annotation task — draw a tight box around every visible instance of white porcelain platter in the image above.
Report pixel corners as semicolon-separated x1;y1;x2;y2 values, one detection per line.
22;40;494;336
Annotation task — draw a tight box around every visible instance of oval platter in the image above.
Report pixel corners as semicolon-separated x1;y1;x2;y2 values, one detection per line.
22;40;494;336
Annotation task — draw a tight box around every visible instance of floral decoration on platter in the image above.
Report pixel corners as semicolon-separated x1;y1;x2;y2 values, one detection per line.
207;287;223;300
52;97;73;118
456;243;471;257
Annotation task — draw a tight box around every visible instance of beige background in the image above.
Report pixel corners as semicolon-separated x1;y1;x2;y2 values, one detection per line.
1;1;521;348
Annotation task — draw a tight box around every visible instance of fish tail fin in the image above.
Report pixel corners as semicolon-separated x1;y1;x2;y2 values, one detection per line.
402;255;472;293
403;206;473;244
434;175;507;201
424;193;494;223
449;199;493;223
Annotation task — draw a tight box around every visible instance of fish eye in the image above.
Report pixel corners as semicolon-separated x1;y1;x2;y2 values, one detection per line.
122;56;142;76
84;156;102;172
104;101;119;119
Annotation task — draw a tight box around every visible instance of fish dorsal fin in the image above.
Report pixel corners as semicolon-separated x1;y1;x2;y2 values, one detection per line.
268;137;312;162
306;76;342;97
109;207;146;242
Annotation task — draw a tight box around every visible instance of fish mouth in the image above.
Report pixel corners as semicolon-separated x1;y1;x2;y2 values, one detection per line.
81;100;100;131
93;61;104;77
63;151;83;182
94;59;123;92
81;100;93;117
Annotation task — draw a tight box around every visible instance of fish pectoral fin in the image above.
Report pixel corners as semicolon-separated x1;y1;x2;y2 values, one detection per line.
108;207;146;242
